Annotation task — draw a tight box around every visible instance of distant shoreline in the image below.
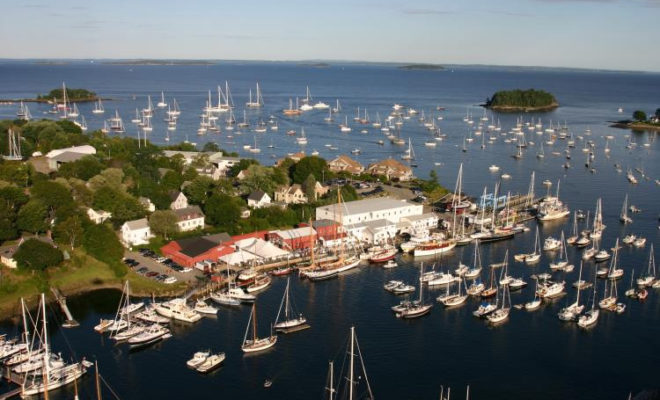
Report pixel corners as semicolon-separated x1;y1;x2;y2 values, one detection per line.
103;60;216;66
0;97;102;104
610;120;660;131
398;64;444;71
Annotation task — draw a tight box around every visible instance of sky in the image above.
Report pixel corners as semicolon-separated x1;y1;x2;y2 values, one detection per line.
1;0;659;72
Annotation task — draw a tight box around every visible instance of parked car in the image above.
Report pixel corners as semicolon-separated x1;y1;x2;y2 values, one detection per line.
136;267;149;275
146;271;159;278
163;276;178;284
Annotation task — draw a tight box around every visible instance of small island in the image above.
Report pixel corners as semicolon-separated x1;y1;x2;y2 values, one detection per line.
610;108;660;131
37;88;98;102
398;64;444;71
484;89;558;112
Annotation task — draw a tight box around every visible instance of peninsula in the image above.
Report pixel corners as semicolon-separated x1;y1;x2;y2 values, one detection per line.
484;89;558;112
610;109;660;131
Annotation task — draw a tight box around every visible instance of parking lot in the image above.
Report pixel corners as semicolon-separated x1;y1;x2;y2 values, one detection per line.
124;250;205;285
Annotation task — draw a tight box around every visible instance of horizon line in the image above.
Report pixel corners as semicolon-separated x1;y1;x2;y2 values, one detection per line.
0;58;658;74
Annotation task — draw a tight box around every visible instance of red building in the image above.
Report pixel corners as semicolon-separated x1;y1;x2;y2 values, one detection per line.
161;233;232;268
268;227;317;251
161;231;270;268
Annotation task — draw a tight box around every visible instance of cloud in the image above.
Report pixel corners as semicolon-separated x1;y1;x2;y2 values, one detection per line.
402;8;454;15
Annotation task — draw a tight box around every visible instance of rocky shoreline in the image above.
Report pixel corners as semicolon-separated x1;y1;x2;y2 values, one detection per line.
483;102;559;112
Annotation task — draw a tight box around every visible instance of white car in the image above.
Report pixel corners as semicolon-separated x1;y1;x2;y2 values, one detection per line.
163;276;178;284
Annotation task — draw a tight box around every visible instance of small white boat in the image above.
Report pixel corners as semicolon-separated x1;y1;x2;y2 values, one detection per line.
194;299;219;315
187;350;210;369
196;352;226;373
488;165;500;172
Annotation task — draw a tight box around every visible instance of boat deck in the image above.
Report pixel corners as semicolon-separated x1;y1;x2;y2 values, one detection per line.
277;324;311;334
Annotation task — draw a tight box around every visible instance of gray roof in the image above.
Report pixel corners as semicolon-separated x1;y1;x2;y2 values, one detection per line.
51;151;90;163
173;205;204;220
125;218;149;230
401;212;438;222
351;219;392;231
317;197;414;216
203;232;231;244
248;190;268;201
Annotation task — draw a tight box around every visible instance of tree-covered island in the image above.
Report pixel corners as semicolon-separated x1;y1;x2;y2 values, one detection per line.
484;89;558;112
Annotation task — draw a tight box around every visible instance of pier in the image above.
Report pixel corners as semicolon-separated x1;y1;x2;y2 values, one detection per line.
50;287;79;328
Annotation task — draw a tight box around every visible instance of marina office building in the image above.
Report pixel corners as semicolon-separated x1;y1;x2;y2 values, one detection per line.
315;197;427;245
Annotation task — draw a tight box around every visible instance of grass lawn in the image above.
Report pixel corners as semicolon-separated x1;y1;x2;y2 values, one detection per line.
0;248;187;318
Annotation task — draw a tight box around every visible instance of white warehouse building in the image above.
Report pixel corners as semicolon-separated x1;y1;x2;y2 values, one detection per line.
316;197;424;244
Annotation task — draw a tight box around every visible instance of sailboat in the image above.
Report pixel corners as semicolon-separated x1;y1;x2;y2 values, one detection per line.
464;240;483;279
325;327;374;399
636;245;656;287
246;82;264;108
524;282;542;311
619;194;632;224
241;303;277;353
549;231;573;271
284;98;302;116
157;91;167;108
401;137;415;160
606;239;624;279
437;277;468;307
296;127;308;145
486;284;511;324
567;212;579;244
273;278;308;332
557;261;585;321
92;98;104;114
21;294;91;396
395;264;432;318
577;278;599;328
340;115;352;132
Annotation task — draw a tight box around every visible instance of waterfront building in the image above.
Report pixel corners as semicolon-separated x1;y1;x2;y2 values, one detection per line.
366;158;413;181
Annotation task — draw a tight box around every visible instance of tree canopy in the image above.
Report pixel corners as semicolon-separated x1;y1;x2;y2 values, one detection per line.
486;89;557;109
633;110;647;122
14;239;63;271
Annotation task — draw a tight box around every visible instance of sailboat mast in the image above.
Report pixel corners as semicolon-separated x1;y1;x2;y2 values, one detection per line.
95;361;102;400
252;304;257;342
329;361;334;400
349;326;355;400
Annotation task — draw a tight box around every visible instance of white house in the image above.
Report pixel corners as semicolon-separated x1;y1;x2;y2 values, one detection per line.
247;190;271;208
174;206;205;232
161;150;242;180
138;197;156;213
121;218;154;247
169;191;189;210
87;208;112;224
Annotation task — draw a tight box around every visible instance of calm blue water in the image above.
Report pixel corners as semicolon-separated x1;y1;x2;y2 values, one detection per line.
0;62;659;399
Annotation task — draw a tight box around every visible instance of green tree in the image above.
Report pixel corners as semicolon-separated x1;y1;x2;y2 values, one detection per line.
82;224;126;276
202;142;220;152
14;239;63;271
633;110;647;122
54;215;84;248
88;168;125;192
240;165;280;194
229;159;259;177
17;200;48;233
149;210;179;239
161;170;183;191
301;173;317;201
0;203;18;241
183;176;217;205
0;185;28;211
655;108;660;119
291;156;328;184
205;193;241;227
57;155;104;180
